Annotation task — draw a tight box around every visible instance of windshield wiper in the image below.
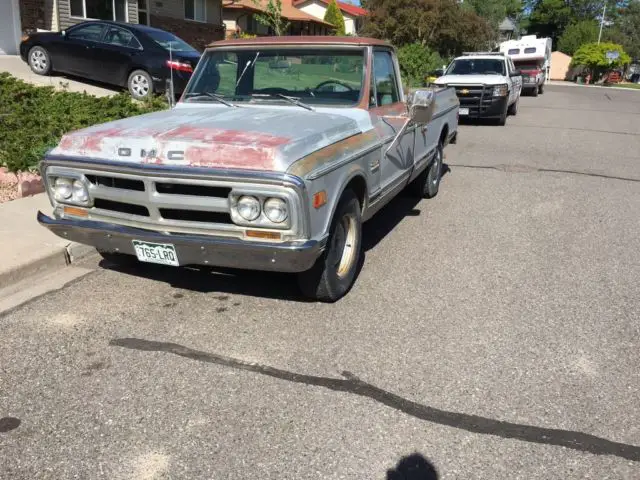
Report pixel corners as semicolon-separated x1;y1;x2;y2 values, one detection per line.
183;92;236;107
250;93;315;111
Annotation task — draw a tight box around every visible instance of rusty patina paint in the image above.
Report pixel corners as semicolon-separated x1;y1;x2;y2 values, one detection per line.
288;129;379;178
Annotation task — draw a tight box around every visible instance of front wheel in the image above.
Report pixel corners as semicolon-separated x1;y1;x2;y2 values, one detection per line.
538;83;544;94
508;97;519;116
127;69;153;100
28;46;52;75
297;190;362;302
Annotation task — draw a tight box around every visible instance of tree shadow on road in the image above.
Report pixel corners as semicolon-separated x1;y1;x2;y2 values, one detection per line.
99;164;452;302
387;453;439;480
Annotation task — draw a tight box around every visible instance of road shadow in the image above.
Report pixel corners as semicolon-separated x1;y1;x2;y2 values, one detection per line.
458;117;501;126
387;453;439;480
99;166;451;301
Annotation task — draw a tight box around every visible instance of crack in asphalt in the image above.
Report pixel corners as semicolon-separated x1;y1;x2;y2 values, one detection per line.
110;337;640;462
449;163;640;183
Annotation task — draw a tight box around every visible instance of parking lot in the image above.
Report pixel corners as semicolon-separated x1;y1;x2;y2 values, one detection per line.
1;84;639;479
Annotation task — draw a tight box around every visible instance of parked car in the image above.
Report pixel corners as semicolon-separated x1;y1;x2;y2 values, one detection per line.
433;52;522;126
36;36;459;302
19;21;200;100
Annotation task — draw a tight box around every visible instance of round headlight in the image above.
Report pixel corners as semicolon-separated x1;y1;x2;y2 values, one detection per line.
54;177;73;200
72;180;88;203
263;197;288;224
236;196;260;221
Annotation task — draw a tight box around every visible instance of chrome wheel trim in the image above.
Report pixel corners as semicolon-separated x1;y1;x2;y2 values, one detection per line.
335;213;359;279
30;49;47;72
131;74;149;97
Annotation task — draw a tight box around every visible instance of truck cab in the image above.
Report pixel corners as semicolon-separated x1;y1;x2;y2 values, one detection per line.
433;52;522;125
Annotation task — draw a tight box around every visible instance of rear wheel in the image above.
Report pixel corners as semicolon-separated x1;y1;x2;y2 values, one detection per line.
538;83;544;94
297;190;362;302
28;46;51;75
408;141;443;199
531;85;539;97
127;69;153;100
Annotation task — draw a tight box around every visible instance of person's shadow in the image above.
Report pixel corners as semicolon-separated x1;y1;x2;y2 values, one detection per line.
386;453;438;480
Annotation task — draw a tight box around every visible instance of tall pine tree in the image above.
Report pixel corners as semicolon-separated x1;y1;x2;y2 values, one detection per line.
324;0;347;36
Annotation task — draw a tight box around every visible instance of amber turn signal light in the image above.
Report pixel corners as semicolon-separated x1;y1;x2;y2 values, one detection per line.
313;190;327;209
246;230;281;240
63;206;88;217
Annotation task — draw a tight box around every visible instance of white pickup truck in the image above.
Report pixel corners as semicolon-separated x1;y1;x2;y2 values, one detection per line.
433;52;522;125
37;36;459;302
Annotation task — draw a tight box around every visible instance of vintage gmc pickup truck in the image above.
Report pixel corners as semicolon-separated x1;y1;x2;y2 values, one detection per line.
38;36;459;302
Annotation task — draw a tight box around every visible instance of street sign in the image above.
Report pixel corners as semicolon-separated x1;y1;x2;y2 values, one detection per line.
606;50;620;61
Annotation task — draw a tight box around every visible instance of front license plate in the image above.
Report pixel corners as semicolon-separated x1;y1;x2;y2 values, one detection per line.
132;240;179;267
459;108;469;115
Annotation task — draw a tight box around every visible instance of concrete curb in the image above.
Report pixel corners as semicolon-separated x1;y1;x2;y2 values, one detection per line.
0;242;96;290
548;81;640;92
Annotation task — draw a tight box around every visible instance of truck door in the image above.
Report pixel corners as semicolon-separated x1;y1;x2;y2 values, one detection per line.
369;49;416;201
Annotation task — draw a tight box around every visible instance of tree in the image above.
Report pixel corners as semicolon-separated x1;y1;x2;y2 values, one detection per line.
361;0;493;57
557;20;599;55
397;43;444;87
324;0;346;36
614;1;640;60
571;41;631;79
252;0;290;36
462;0;523;29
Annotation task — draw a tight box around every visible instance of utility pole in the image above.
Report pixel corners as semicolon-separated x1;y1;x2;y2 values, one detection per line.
598;3;606;44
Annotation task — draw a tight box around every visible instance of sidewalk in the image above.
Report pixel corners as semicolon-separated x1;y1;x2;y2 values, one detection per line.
0;194;91;289
547;80;640;92
0;55;118;97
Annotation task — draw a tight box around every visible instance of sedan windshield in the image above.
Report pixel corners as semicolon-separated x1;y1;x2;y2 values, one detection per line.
446;59;506;76
146;30;196;52
183;48;366;107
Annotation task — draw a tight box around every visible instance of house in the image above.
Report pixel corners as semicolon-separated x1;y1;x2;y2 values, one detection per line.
498;17;518;42
293;0;367;36
0;0;226;55
223;0;333;37
550;51;572;80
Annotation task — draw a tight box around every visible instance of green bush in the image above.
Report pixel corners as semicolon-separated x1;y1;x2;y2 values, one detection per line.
0;73;167;173
397;43;444;88
571;42;631;79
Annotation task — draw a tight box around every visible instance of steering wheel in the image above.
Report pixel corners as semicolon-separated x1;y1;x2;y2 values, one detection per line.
314;80;354;92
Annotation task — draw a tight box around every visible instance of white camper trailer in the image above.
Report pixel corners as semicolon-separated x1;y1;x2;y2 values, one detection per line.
500;35;552;96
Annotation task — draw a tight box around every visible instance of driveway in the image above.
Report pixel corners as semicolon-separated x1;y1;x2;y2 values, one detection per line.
0;85;639;479
0;55;118;97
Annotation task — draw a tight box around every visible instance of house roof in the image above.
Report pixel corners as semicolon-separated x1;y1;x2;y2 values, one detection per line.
207;35;390;48
293;0;368;17
499;17;517;32
224;0;334;26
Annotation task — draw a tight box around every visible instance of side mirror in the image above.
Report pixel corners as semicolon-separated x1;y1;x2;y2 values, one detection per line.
407;89;436;125
511;69;522;77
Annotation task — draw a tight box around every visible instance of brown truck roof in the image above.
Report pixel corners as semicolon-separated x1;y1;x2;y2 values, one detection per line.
206;36;392;49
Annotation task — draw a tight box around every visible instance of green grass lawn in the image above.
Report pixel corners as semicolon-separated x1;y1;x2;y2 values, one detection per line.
612;83;640;90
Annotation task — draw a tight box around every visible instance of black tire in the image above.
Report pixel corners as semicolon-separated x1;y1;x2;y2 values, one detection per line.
98;250;138;267
507;97;518;116
297;190;362;302
497;108;508;125
27;46;52;75
127;69;153;100
408;141;443;199
531;86;539;97
538;83;544;94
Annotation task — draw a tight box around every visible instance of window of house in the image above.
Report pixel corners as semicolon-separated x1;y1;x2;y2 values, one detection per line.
138;0;148;25
70;0;127;21
372;50;399;106
185;0;206;22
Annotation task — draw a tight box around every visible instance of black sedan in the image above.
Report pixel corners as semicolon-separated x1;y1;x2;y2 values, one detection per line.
20;21;201;100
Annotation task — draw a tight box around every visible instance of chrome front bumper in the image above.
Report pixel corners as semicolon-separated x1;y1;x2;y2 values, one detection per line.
38;211;326;273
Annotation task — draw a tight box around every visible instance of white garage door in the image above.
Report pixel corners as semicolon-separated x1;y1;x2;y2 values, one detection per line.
0;0;21;55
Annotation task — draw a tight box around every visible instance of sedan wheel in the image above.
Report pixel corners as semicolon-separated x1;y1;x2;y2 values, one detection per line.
127;70;152;100
28;47;51;75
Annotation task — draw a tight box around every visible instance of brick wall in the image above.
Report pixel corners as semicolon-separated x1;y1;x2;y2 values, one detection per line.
19;0;45;32
150;15;225;51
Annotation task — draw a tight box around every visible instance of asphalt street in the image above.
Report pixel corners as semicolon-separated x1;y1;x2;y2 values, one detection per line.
1;85;639;479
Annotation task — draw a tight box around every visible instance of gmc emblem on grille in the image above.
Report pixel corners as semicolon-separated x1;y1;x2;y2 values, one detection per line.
461;89;469;94
141;149;157;158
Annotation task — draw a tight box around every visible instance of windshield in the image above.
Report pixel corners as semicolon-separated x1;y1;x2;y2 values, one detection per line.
183;48;366;106
146;30;196;52
446;59;506;76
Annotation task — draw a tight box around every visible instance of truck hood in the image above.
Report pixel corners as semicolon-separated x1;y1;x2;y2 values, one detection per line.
50;106;367;173
435;74;508;86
